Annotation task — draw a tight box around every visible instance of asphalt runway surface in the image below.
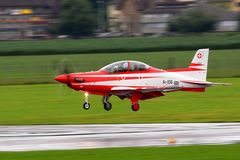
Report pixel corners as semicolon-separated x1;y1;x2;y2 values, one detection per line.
0;123;239;151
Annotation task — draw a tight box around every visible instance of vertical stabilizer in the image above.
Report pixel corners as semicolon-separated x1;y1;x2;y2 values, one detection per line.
188;48;209;81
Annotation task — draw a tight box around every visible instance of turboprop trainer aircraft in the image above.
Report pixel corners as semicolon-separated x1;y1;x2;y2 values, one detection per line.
55;49;227;111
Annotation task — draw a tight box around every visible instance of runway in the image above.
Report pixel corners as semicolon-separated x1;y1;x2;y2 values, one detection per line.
0;123;239;151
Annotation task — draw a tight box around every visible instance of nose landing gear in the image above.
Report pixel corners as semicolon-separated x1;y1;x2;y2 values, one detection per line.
83;102;90;110
83;92;90;110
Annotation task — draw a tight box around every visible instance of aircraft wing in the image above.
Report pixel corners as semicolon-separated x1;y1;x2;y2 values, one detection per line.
111;86;179;93
110;86;180;100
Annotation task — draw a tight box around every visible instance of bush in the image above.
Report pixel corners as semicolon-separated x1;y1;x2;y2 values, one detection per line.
168;10;216;33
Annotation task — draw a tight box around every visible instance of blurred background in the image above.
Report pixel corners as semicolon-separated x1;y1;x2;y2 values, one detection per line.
0;1;240;157
0;0;240;39
0;0;239;85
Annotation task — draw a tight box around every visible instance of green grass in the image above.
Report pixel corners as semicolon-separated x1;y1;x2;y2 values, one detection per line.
0;33;240;56
0;77;239;125
0;49;240;85
1;144;240;160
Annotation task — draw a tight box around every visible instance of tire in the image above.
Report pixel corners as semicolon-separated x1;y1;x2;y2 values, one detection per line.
132;104;139;111
104;102;112;111
83;102;90;110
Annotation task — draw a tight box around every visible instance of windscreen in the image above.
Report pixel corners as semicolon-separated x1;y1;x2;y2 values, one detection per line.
100;60;150;73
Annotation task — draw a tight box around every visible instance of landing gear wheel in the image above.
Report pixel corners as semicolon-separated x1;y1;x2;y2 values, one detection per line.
103;95;112;111
132;103;139;111
104;102;112;111
83;102;90;110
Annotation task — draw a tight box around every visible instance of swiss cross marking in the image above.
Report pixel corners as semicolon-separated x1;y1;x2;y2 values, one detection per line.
197;52;203;59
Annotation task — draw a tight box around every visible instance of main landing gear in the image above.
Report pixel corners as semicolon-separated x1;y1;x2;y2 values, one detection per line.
103;95;112;111
132;103;140;111
131;95;140;111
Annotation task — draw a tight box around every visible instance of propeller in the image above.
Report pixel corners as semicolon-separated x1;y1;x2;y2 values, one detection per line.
55;59;75;87
54;59;76;96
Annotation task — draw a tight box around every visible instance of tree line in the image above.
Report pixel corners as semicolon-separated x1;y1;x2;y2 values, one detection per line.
52;0;239;38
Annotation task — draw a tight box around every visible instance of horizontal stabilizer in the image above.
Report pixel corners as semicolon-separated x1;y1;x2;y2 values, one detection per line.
209;82;231;86
181;80;230;86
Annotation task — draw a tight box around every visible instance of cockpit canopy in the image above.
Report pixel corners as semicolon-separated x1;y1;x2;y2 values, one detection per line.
100;60;151;73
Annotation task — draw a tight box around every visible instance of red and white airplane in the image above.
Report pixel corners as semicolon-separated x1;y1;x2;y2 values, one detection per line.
55;49;227;111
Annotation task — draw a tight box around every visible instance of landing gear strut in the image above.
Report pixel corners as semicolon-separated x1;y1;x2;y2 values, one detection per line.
82;92;141;111
103;95;112;111
83;92;90;110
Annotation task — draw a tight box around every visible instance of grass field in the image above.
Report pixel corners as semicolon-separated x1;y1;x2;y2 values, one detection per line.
0;77;239;124
1;144;239;160
0;49;239;85
0;33;240;56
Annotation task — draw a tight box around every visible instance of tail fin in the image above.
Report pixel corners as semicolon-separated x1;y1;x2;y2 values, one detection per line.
188;48;209;81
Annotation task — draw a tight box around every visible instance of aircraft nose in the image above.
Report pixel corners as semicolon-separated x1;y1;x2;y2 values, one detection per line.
54;74;68;84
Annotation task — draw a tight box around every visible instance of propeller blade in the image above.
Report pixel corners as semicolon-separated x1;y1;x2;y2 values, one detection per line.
54;59;75;95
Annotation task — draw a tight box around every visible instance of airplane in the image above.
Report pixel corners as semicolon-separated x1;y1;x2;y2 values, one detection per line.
55;48;228;111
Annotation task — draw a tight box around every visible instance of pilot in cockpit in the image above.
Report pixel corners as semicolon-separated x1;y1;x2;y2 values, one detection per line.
112;65;119;72
119;62;128;72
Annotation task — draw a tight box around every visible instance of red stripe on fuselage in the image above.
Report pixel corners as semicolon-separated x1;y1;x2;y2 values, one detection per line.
167;68;204;72
75;76;158;83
